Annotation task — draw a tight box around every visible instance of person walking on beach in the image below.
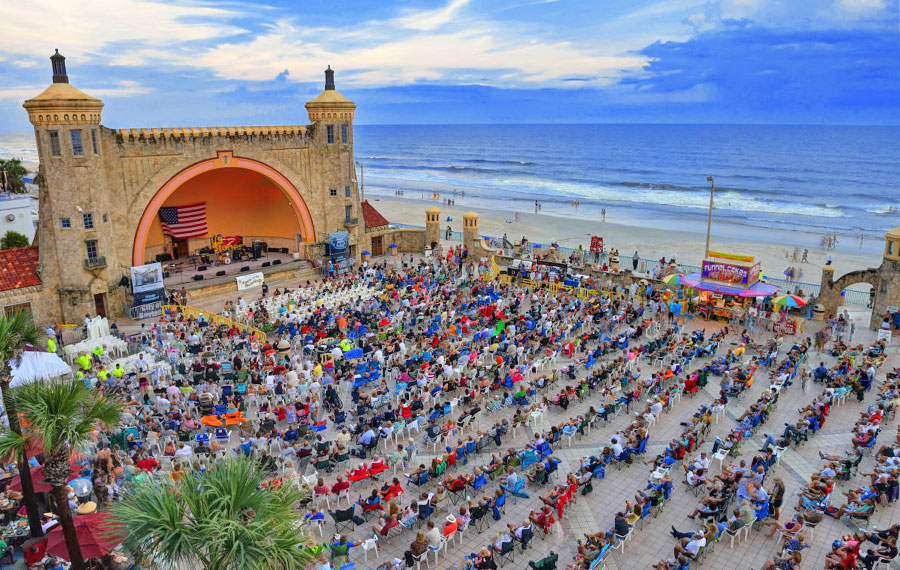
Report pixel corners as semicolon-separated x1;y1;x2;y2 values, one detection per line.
535;200;539;214
601;208;606;222
632;251;639;271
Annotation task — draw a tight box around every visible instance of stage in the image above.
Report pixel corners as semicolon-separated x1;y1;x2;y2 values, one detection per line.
160;251;315;291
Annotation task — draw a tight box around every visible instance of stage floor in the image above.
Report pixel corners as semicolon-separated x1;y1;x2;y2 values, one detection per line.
161;252;312;290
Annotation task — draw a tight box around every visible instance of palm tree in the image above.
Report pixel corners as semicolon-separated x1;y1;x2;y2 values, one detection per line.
0;379;121;570
109;458;315;570
0;311;43;537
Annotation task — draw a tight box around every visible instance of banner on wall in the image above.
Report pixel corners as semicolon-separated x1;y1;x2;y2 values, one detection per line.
589;236;604;253
236;272;264;291
329;231;349;260
130;262;165;294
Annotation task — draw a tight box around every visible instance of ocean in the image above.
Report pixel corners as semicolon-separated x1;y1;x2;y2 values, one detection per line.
3;125;898;249
353;124;900;250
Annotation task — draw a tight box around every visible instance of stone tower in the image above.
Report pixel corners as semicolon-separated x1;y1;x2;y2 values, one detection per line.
462;211;479;252
425;206;441;247
23;50;121;322
304;66;363;247
818;225;900;329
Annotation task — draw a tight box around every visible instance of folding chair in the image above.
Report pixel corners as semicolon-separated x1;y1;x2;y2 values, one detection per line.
496;540;516;566
328;505;356;535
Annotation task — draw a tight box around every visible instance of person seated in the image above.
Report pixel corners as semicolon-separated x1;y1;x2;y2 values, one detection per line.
759;550;802;570
860;535;898;569
764;513;804;538
371;512;399;536
830;489;876;520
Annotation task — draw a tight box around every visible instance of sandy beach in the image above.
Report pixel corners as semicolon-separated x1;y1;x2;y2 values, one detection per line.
367;194;883;290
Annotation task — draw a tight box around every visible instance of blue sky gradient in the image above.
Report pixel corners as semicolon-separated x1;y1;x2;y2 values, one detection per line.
0;0;897;128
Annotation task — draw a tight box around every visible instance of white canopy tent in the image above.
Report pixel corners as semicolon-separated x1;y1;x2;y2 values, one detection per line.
9;350;72;387
2;351;73;425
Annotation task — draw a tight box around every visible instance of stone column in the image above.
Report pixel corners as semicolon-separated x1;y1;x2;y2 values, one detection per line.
425;206;440;248
463;211;479;253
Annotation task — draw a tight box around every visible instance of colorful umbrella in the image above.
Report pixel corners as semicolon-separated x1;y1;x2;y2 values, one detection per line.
46;512;123;561
771;294;807;307
661;274;687;286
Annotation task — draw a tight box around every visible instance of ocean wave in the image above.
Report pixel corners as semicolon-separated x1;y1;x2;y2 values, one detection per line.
367;172;844;219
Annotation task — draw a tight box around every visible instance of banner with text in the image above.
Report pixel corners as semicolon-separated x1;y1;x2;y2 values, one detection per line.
236;272;264;291
701;260;760;286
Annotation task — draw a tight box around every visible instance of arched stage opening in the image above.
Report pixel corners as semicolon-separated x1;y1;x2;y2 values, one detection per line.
132;152;315;267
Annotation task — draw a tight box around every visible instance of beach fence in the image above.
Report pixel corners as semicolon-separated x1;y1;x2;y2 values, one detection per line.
392;223;873;306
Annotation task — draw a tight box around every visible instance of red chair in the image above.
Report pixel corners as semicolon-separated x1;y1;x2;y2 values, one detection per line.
369;460;388;476
360;500;384;519
348;466;371;483
447;450;457;469
383;484;404;502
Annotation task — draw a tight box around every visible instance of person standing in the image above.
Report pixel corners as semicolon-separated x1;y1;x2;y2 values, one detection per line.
632;251;639;271
601;208;606;222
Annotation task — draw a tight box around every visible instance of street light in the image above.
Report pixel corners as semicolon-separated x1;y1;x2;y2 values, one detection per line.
704;176;715;258
355;161;364;202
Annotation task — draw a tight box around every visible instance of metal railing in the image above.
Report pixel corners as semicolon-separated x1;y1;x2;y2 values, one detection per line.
84;256;106;269
161;304;267;343
343;217;359;227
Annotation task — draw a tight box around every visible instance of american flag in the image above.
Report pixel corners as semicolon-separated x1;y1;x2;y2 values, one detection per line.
159;202;208;238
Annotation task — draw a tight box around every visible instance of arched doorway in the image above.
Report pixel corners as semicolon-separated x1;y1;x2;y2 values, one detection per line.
132;151;315;266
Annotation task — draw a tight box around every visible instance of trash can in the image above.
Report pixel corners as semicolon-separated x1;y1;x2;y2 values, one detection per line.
813;303;825;321
388;244;397;257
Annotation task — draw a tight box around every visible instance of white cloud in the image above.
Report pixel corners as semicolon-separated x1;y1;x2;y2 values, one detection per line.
836;0;886;13
0;0;247;62
397;0;473;31
0;80;152;101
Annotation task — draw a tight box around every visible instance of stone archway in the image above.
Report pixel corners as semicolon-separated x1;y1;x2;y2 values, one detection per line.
132;151;316;266
818;267;878;316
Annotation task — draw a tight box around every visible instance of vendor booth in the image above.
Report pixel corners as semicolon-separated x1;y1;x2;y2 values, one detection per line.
684;252;779;321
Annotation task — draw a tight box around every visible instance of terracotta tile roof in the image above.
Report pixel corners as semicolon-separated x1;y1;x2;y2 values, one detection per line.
361;200;390;229
0;246;41;291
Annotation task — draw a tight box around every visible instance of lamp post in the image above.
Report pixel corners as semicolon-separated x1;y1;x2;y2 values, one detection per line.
355;161;364;202
704;176;715;258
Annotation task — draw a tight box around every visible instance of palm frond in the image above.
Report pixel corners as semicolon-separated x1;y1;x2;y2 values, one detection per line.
109;458;313;570
0;312;42;365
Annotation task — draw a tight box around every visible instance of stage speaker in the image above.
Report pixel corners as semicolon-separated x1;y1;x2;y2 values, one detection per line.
197;265;208;271
261;261;271;268
163;271;170;279
240;266;250;272
155;253;173;262
215;270;226;277
272;259;282;266
193;274;204;281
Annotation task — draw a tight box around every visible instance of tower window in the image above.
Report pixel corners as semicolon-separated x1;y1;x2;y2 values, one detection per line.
85;239;99;261
102;213;108;223
91;129;99;154
326;125;335;144
345;205;352;220
70;129;84;156
344;185;351;198
82;213;94;229
888;240;895;256
329;188;337;197
60;218;71;228
341;124;348;143
49;131;61;156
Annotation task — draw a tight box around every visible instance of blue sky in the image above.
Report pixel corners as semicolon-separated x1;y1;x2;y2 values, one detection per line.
0;0;897;128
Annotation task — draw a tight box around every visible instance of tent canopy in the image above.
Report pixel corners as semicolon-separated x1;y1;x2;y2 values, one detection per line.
683;273;780;298
9;351;72;387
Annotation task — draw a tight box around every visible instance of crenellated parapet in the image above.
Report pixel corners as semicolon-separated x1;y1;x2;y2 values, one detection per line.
115;124;308;142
